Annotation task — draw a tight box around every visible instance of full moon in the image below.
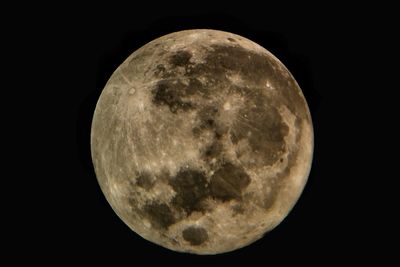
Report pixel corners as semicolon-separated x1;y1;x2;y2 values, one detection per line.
91;29;313;254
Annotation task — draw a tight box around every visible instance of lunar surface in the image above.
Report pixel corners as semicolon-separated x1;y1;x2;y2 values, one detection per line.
91;29;313;254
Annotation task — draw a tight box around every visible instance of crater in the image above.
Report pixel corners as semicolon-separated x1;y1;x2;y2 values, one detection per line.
210;162;251;201
182;226;208;246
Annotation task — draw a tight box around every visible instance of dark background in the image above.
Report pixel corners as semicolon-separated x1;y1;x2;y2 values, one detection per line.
8;2;395;264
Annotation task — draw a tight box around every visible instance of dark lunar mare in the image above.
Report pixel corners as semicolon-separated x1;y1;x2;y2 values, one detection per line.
143;202;176;230
168;169;209;214
182;226;209;246
151;44;293;168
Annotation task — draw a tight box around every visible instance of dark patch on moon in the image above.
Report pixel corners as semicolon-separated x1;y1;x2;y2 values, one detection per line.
261;131;301;210
210;162;251;201
232;204;245;215
170;51;192;67
230;102;289;167
227;37;236;42
154;64;166;76
263;187;278;210
167;161;251;216
192;126;202;138
153;43;280;112
198;106;219;127
136;172;154;190
151;43;296;167
183;44;277;86
127;195;139;212
182;226;208;246
203;141;222;159
186;78;205;95
169;169;209;215
152;80;193;113
143;202;176;230
150;42;308;123
192;105;221;138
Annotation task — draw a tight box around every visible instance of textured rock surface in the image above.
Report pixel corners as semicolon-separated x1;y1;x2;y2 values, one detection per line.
91;29;313;254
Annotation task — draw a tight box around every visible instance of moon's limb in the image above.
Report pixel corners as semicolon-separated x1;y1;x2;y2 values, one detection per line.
91;29;313;254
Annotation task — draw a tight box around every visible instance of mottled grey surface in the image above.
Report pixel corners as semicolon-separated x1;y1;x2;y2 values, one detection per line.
91;29;313;254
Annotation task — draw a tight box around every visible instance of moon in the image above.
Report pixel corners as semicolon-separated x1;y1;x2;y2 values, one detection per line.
91;29;313;254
